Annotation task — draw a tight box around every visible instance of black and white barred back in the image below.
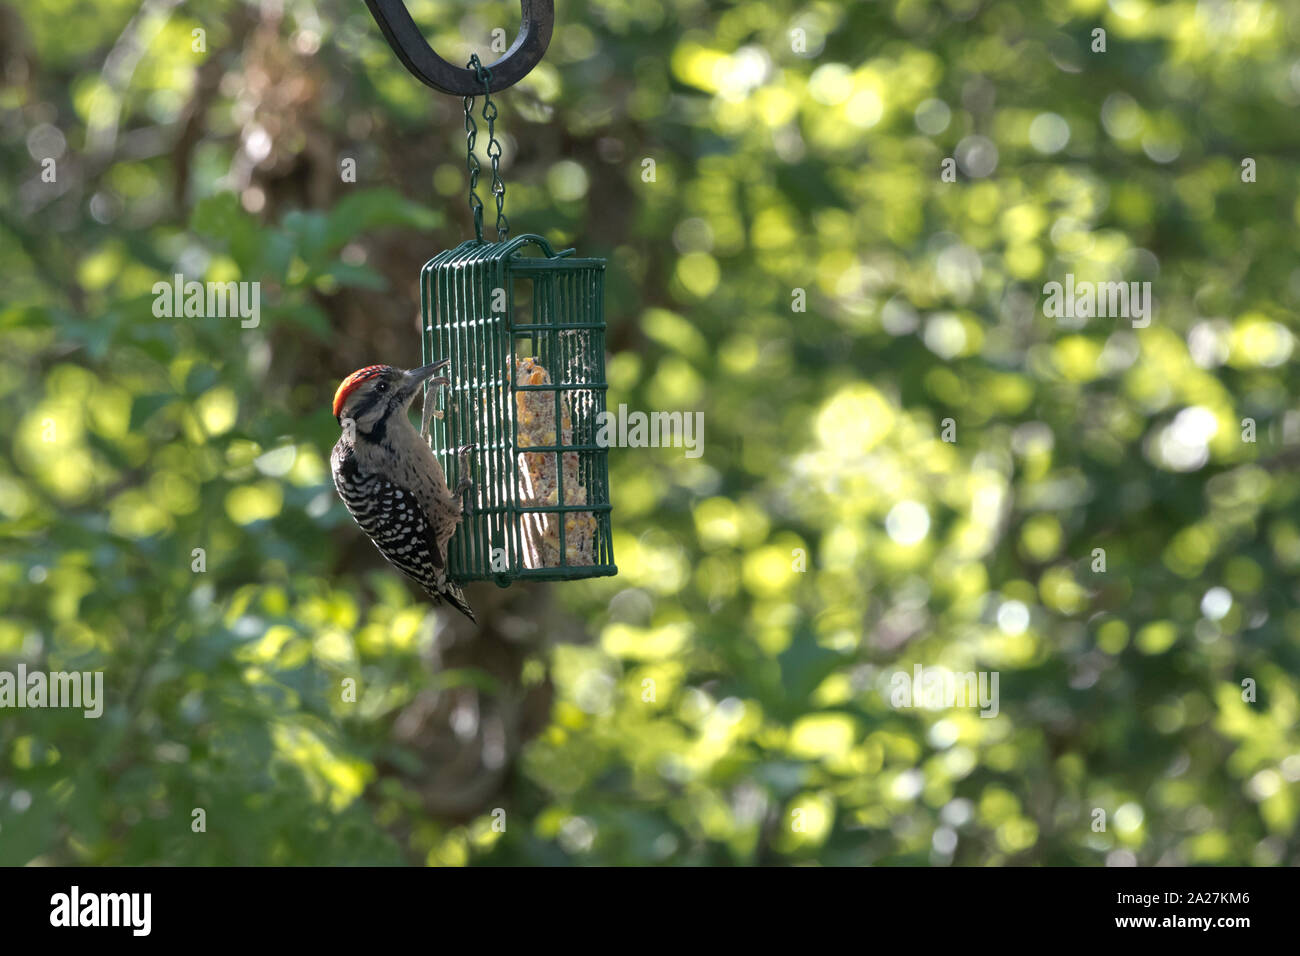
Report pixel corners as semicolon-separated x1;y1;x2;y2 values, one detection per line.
331;440;475;621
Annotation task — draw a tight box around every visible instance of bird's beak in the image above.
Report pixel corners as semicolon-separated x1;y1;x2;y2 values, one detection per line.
398;359;451;405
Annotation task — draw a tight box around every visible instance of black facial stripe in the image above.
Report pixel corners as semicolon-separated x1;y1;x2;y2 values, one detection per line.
346;379;404;444
350;393;383;422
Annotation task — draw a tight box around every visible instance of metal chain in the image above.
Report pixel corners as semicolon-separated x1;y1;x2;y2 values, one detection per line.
463;54;509;243
462;60;484;243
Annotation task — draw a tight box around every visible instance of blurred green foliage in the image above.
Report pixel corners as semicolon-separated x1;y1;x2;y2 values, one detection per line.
2;0;1299;865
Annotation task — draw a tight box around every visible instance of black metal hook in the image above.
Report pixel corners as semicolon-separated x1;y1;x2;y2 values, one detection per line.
362;0;553;96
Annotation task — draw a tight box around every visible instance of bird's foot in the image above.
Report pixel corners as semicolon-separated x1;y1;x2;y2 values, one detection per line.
455;443;477;490
455;443;477;505
419;378;451;439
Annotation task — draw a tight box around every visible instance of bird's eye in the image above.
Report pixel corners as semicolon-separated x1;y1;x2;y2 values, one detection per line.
375;381;389;394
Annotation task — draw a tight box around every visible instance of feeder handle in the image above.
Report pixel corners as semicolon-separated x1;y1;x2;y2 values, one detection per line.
362;0;553;96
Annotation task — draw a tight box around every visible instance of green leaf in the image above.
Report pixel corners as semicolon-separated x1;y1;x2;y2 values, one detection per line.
129;393;175;431
324;188;442;251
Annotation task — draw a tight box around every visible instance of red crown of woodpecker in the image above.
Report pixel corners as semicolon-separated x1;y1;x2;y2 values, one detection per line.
332;365;391;418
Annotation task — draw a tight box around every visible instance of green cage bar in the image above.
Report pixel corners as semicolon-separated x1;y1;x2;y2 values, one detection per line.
419;234;616;585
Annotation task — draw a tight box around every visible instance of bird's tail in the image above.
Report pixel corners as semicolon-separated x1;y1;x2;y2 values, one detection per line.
437;582;476;624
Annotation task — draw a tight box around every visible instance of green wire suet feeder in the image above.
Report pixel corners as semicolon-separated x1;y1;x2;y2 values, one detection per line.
367;0;616;586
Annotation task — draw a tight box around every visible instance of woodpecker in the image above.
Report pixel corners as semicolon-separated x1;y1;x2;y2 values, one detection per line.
331;361;476;623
